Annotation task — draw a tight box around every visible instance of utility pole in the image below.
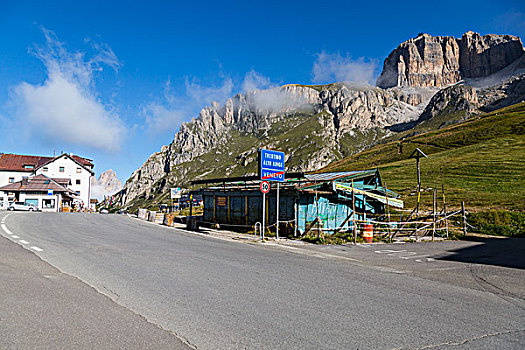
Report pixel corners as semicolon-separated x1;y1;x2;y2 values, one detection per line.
409;148;428;218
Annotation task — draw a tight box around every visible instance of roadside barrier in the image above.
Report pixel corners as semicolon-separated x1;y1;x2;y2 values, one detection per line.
164;213;175;227
363;224;374;243
155;213;165;224
138;208;148;220
148;211;157;222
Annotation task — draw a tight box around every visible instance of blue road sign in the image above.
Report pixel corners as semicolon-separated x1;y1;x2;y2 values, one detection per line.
260;149;285;182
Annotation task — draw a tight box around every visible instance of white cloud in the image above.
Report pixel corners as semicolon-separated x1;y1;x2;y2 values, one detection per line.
143;77;233;133
144;69;314;133
312;51;378;85
9;28;125;152
242;70;311;112
185;77;234;107
242;70;274;93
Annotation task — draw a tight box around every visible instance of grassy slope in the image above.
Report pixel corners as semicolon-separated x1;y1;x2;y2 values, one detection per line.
323;102;525;211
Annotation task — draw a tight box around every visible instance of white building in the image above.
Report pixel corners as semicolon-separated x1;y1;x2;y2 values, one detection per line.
0;175;76;212
0;153;94;209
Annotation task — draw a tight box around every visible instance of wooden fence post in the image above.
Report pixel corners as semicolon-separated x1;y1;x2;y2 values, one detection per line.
352;180;357;244
442;184;448;238
432;188;436;241
385;182;392;243
461;201;467;236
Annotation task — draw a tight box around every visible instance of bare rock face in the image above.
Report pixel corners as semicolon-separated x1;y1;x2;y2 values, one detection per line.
417;85;479;123
119;31;525;208
119;83;435;206
91;169;123;200
377;32;524;89
458;31;525;78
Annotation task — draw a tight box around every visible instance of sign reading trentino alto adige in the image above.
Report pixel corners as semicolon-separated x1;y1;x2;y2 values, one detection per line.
260;149;285;182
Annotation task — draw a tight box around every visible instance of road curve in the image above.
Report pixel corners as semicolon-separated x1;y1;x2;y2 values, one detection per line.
2;212;524;349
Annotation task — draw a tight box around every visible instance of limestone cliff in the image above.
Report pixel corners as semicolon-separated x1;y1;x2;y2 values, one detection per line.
91;169;123;200
119;84;435;206
118;31;525;209
377;31;524;88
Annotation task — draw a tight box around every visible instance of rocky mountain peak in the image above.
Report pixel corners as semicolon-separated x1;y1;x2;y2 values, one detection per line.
117;31;525;209
91;169;123;200
377;31;524;89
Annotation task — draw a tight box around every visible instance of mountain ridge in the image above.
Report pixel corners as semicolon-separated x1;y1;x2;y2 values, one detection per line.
116;31;525;210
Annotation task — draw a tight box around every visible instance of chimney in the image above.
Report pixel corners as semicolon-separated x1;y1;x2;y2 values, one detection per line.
22;177;28;186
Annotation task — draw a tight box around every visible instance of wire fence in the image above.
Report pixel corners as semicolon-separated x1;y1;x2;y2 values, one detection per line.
136;200;470;243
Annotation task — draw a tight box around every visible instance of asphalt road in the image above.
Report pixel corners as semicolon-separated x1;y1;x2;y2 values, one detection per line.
1;212;524;349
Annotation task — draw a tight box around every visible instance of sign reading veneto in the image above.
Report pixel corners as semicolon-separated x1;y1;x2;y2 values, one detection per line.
259;149;285;182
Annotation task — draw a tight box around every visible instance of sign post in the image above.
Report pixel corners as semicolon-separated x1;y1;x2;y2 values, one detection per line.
259;149;285;239
171;187;181;215
260;181;270;240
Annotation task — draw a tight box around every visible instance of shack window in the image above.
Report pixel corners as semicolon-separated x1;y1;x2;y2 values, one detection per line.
8;177;14;183
59;167;65;172
76;179;81;185
43;167;48;172
76;167;81;173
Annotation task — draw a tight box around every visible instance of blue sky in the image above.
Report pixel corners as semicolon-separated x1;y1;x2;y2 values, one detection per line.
1;0;524;183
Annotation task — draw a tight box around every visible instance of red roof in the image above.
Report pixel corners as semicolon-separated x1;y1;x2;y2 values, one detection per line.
0;153;93;172
71;155;94;167
0;174;75;194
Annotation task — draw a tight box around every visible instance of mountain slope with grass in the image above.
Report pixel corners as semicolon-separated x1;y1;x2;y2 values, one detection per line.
117;31;525;211
322;102;525;211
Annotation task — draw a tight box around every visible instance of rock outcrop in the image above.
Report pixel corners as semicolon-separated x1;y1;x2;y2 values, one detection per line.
119;83;435;205
118;31;525;209
377;31;524;89
91;169;123;200
417;85;479;123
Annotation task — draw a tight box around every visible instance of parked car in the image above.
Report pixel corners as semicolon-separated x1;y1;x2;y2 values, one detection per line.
8;201;38;211
99;209;109;214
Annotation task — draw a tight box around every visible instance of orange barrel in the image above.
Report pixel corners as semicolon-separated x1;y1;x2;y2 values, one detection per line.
363;223;373;243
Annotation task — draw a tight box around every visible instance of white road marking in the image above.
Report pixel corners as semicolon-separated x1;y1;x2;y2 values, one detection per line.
400;255;429;260
19;240;29;244
264;243;362;262
31;246;43;252
394;252;417;258
375;249;403;254
11;235;19;239
375;249;432;262
427;257;436;262
1;223;13;235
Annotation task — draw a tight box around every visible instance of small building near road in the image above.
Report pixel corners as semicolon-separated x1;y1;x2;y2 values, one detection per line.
191;170;403;235
0;153;94;208
0;174;78;212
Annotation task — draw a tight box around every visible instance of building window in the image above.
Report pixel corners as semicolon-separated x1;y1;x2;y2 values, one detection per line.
43;199;55;209
26;199;38;207
76;179;81;185
9;177;14;183
43;167;48;172
75;191;80;196
76;167;82;173
23;164;34;169
59;167;65;172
